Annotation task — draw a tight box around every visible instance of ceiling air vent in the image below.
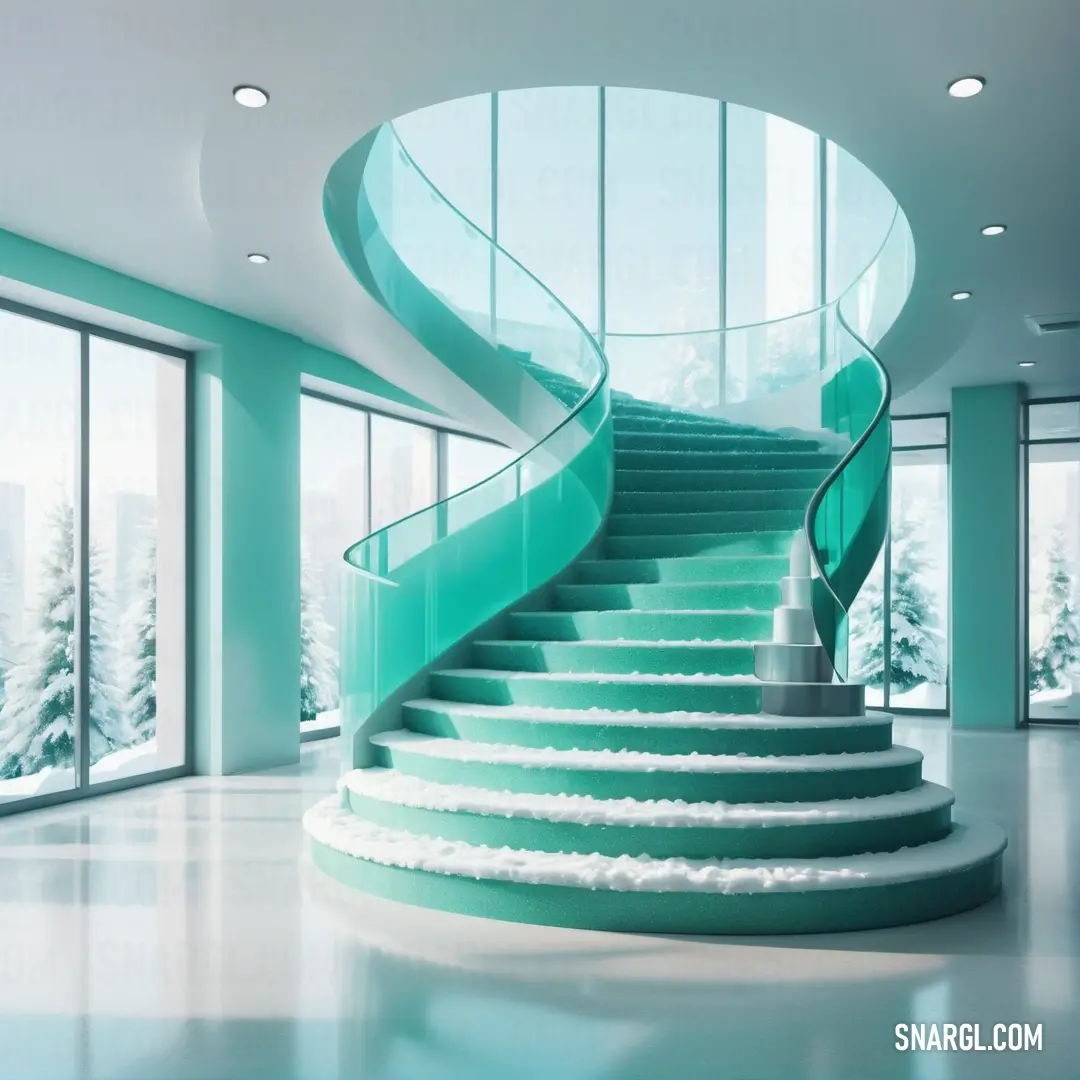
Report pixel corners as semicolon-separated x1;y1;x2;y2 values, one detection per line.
1025;312;1080;336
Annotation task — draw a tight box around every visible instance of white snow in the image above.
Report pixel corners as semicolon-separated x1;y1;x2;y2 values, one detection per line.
441;668;758;685
405;698;891;730
301;708;341;734
343;768;954;827
487;638;758;648
304;796;1005;893
371;730;922;773
0;738;161;803
889;683;947;709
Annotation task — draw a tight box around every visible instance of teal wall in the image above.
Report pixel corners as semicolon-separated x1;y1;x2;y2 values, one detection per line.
0;227;431;773
950;382;1024;728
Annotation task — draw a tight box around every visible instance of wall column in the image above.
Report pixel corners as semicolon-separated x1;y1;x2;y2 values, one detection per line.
950;382;1024;728
194;337;301;773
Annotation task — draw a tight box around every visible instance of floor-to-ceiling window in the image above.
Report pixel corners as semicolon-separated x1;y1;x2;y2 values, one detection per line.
496;87;600;336
393;88;889;413
299;391;513;739
1025;399;1080;724
848;415;950;714
0;299;189;811
392;93;493;335
299;395;368;737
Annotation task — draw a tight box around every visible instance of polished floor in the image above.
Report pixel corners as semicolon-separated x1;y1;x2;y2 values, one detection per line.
0;718;1076;1080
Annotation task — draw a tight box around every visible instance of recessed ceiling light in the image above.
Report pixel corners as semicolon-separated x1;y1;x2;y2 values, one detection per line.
233;85;269;108
948;76;986;98
951;290;973;301
1019;361;1036;368
247;253;269;265
981;224;1007;236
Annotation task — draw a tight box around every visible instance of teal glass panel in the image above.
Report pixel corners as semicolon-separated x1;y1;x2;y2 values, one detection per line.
726;105;819;327
497;87;600;332
325;121;611;768
604;88;720;333
389;96;493;336
603;332;722;410
445;434;516;498
808;210;914;678
825;142;898;302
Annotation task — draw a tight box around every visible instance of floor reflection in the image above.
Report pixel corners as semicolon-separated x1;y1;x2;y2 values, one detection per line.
0;726;1075;1080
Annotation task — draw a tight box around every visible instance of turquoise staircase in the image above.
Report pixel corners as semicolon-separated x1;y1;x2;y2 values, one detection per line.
307;116;1006;934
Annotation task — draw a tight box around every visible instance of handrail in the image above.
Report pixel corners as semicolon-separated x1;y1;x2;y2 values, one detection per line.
802;204;912;679
339;122;609;570
325;119;615;764
802;308;893;630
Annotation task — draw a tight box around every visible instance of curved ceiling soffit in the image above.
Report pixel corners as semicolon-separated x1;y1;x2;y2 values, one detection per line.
196;65;976;405
319;90;950;402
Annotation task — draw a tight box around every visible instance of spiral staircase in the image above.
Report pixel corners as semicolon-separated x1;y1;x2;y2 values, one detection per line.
304;114;1006;934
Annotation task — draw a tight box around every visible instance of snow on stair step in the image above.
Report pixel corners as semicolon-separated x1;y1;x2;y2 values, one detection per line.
401;698;894;755
508;609;775;642
368;730;925;803
306;796;1007;934
341;768;956;859
429;667;765;713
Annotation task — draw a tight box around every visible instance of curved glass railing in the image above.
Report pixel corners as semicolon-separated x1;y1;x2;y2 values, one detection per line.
324;123;611;765
597;207;914;679
808;210;914;679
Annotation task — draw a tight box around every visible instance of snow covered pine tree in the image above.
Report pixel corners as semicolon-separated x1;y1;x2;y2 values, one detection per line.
848;511;945;695
0;501;128;778
1029;525;1080;693
120;533;157;744
888;513;946;693
299;549;338;724
849;557;886;688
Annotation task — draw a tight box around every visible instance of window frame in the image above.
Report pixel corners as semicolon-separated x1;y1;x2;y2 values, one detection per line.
1021;395;1080;727
862;411;951;717
0;293;194;817
298;387;512;742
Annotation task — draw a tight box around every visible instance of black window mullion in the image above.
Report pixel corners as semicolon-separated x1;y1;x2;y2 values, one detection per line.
74;331;91;788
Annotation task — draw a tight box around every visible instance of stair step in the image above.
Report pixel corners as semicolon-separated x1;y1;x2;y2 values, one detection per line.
369;730;924;802
552;581;780;612
615;449;842;472
575;554;788;585
607;508;804;536
429;668;763;714
304;803;1005;934
472;639;757;676
612;488;816;513
614;432;827;454
342;769;954;859
401;698;894;755
508;609;774;642
605;531;798;559
613;415;774;437
615;468;831;492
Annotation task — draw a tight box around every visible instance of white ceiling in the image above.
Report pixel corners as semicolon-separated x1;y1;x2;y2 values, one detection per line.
0;0;1076;416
